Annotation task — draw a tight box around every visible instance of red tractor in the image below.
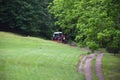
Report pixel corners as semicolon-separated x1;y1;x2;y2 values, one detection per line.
52;32;67;43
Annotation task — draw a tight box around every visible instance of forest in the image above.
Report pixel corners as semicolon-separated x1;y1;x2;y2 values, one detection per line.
0;0;55;38
0;0;120;53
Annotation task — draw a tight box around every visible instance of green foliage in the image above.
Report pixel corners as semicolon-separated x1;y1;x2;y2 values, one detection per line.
0;0;55;39
49;0;120;52
86;41;99;52
49;0;78;40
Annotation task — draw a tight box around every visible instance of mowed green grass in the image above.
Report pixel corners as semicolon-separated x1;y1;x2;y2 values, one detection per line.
102;53;120;80
0;31;86;80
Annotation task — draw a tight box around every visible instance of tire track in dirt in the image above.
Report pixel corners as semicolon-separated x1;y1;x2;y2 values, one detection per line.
84;54;95;80
78;55;87;73
95;53;104;80
78;53;104;80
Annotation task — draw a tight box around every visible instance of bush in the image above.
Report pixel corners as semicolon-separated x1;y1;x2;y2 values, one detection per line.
86;41;99;52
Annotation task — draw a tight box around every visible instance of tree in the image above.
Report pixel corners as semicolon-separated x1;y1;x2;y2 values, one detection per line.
49;0;120;53
0;0;55;39
49;0;78;40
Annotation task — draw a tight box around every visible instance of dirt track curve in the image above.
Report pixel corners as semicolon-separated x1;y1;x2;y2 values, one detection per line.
84;54;95;80
78;55;87;73
78;53;104;80
95;53;104;80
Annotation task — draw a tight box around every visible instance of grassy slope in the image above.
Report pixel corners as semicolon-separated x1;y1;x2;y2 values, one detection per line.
102;53;120;80
0;32;86;80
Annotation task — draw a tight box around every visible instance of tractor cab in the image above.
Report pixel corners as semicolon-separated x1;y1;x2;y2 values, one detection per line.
52;32;66;43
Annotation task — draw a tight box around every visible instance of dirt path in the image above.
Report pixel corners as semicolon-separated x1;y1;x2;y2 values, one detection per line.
84;54;95;80
95;53;104;80
78;53;104;80
78;55;87;73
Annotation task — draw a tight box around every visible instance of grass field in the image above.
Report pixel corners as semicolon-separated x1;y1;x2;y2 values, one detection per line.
0;31;86;80
0;31;120;80
91;53;120;80
102;53;120;80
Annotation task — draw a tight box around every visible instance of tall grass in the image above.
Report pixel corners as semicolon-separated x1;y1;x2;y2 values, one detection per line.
0;32;86;80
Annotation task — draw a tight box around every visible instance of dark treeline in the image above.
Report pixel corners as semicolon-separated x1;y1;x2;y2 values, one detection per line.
0;0;56;39
49;0;120;53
